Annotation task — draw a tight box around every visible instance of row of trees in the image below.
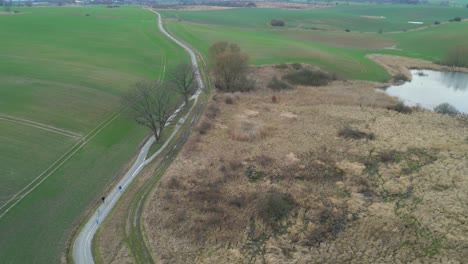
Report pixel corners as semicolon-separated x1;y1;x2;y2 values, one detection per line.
124;62;196;142
127;41;251;142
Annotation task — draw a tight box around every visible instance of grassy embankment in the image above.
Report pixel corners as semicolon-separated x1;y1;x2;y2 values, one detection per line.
0;6;185;263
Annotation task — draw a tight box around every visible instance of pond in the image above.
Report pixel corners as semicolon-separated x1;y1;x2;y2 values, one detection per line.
383;70;468;114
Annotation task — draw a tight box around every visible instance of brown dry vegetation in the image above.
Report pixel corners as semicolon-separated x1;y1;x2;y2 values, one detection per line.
143;63;468;263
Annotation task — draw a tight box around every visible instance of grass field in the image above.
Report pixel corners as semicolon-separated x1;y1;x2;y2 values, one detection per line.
0;6;186;263
160;4;468;81
160;4;468;32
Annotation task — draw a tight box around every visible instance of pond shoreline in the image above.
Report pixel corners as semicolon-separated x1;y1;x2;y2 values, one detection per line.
367;54;468;83
382;69;468;114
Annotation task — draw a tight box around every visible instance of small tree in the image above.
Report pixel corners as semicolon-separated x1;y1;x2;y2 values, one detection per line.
169;62;196;106
209;41;253;92
124;81;175;142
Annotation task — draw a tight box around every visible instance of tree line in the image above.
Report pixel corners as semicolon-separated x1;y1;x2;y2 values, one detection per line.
126;41;251;142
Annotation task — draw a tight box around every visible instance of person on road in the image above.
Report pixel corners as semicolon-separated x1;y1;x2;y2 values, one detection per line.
118;185;122;191
101;196;106;204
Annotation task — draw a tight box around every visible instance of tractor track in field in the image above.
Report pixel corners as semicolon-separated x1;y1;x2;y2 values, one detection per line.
0;56;167;220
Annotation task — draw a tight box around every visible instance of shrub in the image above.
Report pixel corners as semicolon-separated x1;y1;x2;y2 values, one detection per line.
205;103;220;120
434;103;460;116
271;95;279;103
453;17;462;22
267;76;292;91
274;63;288;69
393;73;409;82
245;164;264;182
282;69;332;86
255;190;294;224
224;95;234;104
338;126;375;140
377;150;401;163
270;19;285;27
434;21;440;25
387;101;413;114
197;119;212;135
345;29;350;32
291;63;302;70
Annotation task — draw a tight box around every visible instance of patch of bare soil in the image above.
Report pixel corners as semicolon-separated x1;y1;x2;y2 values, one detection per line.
143;64;468;263
367;54;468;81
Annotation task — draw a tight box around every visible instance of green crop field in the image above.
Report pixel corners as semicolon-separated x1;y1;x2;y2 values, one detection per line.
160;4;468;81
0;6;186;263
160;4;468;32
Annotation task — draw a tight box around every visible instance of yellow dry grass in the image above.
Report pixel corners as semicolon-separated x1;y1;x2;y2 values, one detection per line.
141;65;468;264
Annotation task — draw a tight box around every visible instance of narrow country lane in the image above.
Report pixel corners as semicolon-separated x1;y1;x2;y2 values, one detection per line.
72;8;204;264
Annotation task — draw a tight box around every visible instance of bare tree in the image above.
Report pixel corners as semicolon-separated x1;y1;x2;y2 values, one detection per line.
169;62;196;106
124;80;175;142
208;41;253;92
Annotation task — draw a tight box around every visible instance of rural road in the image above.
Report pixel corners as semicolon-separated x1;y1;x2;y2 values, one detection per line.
72;9;204;264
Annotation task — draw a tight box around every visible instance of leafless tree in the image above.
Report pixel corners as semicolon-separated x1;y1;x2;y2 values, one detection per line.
169;62;196;106
124;80;175;142
208;41;253;92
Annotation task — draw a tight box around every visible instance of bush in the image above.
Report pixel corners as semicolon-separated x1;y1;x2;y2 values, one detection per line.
434;103;460;116
267;76;292;91
454;17;462;22
270;19;285;27
244;164;264;182
291;63;302;70
434;21;440;25
338;126;375;140
224;95;234;104
197;119;212;135
274;63;288;69
387;101;413;114
256;190;294;224
271;95;279;103
345;29;351;32
282;69;333;86
393;73;409;82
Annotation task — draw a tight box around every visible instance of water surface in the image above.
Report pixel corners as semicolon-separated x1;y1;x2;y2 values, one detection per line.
384;70;468;113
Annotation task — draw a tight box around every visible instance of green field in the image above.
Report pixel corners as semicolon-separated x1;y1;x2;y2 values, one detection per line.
160;4;468;32
160;4;468;81
0;6;186;263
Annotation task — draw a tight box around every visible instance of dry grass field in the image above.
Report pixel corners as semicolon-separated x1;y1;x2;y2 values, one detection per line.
141;60;468;263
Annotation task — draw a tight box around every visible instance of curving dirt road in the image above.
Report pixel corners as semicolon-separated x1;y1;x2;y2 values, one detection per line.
72;9;204;264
